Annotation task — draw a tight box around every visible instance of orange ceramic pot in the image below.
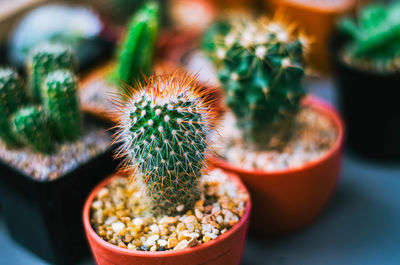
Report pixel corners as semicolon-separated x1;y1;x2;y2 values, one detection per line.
211;96;345;235
83;172;251;265
267;0;357;74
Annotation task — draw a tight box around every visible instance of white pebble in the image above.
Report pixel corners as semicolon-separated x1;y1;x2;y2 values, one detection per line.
111;222;125;233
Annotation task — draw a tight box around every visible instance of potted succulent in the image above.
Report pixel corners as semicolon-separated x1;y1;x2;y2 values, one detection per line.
0;43;118;264
266;0;357;73
203;17;344;234
83;72;251;265
332;2;400;160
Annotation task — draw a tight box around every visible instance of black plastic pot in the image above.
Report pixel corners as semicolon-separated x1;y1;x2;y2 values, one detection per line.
0;115;119;265
331;33;400;161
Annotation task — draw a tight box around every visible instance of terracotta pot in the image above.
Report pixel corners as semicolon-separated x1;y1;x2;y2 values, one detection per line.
210;96;345;235
267;0;357;74
83;172;251;265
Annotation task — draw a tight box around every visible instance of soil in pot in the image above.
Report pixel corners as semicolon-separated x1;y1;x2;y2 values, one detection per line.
0;116;111;181
213;104;338;171
89;169;249;252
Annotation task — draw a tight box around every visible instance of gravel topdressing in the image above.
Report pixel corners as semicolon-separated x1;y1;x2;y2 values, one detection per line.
90;169;249;252
213;106;338;171
0;122;111;181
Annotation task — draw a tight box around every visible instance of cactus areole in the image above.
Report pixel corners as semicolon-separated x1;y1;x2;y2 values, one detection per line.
113;73;218;216
206;17;307;149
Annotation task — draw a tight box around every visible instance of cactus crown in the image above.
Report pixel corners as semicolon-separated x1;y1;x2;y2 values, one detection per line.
42;70;82;141
339;2;400;72
28;42;77;102
113;1;159;90
205;17;306;149
113;72;218;216
0;43;81;153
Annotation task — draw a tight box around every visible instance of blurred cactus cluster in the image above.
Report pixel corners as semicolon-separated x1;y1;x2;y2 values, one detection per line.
339;2;400;72
0;43;81;153
203;17;307;149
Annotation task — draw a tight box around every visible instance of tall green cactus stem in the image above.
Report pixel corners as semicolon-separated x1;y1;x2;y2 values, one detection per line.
27;43;77;102
12;106;54;153
113;73;217;216
114;1;159;91
0;68;27;147
339;3;400;71
42;70;82;141
205;18;306;149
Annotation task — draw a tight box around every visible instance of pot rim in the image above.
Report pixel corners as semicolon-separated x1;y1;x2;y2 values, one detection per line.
270;0;357;13
211;95;345;176
83;171;251;258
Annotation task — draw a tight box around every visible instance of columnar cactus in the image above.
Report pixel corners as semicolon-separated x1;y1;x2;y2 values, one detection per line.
0;68;27;147
113;73;217;216
27;42;77;102
114;1;159;90
12;106;54;153
42;70;82;141
205;18;306;148
339;2;400;71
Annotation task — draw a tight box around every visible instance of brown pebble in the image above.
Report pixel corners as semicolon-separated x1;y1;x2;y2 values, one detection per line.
163;217;178;225
188;237;200;247
124;235;133;243
118;242;127;248
183;215;197;224
174;239;189;250
168;237;179;248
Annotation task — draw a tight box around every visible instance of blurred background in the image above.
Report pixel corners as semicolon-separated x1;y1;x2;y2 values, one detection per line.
0;0;399;264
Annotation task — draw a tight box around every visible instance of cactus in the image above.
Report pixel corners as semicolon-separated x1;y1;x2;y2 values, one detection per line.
113;73;217;216
27;42;77;102
205;18;306;149
113;1;159;91
12;106;54;153
0;68;27;147
41;70;82;142
339;2;400;71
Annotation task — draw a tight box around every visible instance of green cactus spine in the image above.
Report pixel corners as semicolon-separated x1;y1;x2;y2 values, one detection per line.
0;68;27;147
12;106;54;153
339;2;400;71
113;73;217;216
27;42;77;102
114;1;159;90
41;70;82;141
205;18;306;149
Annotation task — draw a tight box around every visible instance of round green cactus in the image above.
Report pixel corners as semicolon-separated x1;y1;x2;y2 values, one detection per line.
0;68;27;147
204;18;306;149
27;42;77;102
42;70;81;142
113;73;217;216
12;106;54;153
339;3;400;71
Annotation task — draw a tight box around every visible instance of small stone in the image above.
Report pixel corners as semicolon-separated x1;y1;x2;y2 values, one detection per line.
183;215;197;224
118;242;127;248
140;245;149;251
157;239;167;247
163;217;178;225
176;204;185;212
157;246;166;251
97;188;109;199
195;208;203;220
174;239;189;250
150;245;157;252
188;237;200;247
168;237;179;248
111;222;125;233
